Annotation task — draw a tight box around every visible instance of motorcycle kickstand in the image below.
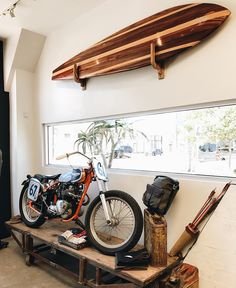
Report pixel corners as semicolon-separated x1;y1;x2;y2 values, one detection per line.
75;219;85;230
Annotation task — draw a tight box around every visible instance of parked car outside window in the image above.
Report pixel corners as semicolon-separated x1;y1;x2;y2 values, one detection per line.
152;149;163;156
114;145;133;158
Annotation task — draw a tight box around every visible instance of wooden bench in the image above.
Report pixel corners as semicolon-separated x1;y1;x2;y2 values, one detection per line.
6;220;178;288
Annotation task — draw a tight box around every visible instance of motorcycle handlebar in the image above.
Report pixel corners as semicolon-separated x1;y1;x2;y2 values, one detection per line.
56;151;91;161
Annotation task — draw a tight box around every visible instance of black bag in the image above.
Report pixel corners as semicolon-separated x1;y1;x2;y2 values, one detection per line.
115;248;150;270
142;175;179;215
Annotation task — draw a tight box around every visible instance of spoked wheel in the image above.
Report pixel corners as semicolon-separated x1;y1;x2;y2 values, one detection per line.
19;184;45;228
85;190;143;255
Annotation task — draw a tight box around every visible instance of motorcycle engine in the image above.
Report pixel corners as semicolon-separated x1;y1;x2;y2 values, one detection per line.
48;200;72;219
47;183;88;219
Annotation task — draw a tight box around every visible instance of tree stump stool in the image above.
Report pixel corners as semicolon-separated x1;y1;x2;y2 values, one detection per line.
144;209;167;267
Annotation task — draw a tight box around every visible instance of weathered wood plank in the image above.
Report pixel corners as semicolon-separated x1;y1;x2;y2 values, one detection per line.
6;220;178;287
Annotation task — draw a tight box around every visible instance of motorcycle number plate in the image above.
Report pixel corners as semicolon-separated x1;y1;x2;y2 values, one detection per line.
93;159;108;181
27;179;41;201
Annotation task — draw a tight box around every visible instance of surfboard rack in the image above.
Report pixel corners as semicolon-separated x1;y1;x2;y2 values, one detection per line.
73;64;87;90
52;4;230;90
150;41;165;80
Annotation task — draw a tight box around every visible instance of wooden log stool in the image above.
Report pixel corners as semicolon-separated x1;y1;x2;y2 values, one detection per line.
144;209;167;267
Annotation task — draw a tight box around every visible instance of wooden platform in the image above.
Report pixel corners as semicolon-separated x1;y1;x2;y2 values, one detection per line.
6;220;179;288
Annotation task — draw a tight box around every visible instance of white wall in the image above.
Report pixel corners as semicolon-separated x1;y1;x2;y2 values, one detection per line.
10;69;36;214
35;0;236;126
9;72;17;214
4;29;45;92
5;29;45;213
9;0;236;287
3;30;21;91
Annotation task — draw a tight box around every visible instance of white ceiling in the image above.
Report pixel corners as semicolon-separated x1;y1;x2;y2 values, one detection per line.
0;0;106;38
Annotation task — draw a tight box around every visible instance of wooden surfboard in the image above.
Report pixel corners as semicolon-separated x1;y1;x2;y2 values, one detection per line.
52;3;230;89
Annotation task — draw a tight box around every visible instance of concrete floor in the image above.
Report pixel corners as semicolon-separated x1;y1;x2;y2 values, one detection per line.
0;237;80;288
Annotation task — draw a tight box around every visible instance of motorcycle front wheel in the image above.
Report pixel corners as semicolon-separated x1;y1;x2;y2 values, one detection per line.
19;184;46;228
85;190;143;255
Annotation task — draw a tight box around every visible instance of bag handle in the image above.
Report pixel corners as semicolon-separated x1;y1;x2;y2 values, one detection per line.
154;175;179;186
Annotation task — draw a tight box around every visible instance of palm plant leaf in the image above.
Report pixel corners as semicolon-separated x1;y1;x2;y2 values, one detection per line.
74;119;147;167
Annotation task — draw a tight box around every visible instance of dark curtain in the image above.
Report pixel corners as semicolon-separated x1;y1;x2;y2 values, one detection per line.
0;40;11;238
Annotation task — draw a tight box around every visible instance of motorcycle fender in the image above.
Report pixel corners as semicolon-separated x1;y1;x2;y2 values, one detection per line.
21;175;32;185
22;179;29;186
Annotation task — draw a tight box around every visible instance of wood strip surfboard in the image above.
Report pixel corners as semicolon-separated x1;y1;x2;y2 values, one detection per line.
52;3;230;89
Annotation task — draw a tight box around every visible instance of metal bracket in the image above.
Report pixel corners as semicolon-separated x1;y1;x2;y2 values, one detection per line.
73;64;87;90
150;41;165;79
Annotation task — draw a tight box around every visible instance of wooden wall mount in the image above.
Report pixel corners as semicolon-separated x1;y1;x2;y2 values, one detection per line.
73;64;87;90
52;3;231;90
150;41;165;79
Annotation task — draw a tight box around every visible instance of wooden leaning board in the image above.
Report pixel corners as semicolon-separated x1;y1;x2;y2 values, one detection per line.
52;3;230;89
6;220;178;287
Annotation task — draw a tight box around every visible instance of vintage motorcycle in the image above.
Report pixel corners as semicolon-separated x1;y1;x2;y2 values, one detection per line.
19;151;143;255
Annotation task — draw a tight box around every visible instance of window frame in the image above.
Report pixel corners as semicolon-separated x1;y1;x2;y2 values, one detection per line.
43;100;236;179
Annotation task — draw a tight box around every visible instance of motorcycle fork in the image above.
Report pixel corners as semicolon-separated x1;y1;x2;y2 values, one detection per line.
97;180;112;225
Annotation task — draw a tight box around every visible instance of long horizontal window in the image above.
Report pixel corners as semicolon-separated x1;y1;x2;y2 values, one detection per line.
44;104;236;177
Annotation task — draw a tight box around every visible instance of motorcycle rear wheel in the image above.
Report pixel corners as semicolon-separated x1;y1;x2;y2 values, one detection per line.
85;190;143;255
19;184;46;228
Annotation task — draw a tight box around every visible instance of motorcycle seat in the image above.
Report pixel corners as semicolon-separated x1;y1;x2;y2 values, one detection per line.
34;174;61;183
